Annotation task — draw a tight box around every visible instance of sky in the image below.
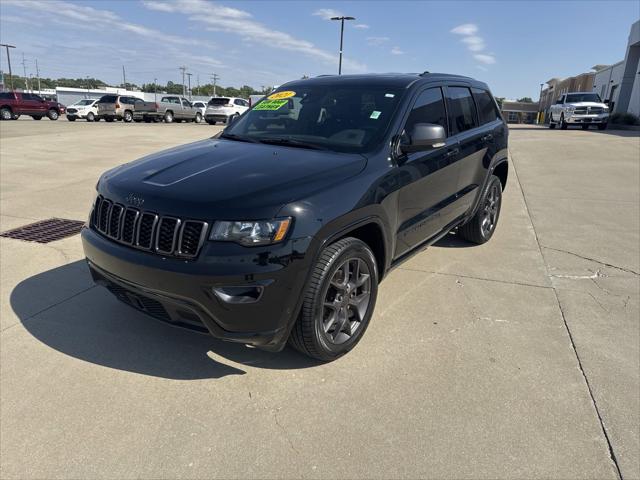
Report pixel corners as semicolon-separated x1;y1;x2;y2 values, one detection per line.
1;0;638;99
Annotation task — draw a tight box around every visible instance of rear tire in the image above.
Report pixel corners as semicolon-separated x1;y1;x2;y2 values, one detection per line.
288;237;378;361
548;112;556;129
458;175;503;245
206;120;216;125
47;109;59;121
86;112;95;122
164;111;173;123
194;112;202;123
123;110;133;123
0;108;12;121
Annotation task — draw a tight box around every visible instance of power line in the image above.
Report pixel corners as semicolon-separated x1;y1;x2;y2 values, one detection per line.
0;43;16;90
210;73;219;97
179;65;187;96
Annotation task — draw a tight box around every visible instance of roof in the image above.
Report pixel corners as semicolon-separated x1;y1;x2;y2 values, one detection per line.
280;72;478;90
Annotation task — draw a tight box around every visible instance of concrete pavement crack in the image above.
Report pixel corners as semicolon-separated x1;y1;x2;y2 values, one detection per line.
541;245;639;276
397;266;551;290
510;148;624;480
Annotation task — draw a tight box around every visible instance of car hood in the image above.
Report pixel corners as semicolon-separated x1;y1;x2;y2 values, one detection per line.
99;138;367;220
568;101;608;108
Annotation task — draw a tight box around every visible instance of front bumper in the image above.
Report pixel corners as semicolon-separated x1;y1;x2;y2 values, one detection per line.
81;227;314;351
565;114;609;124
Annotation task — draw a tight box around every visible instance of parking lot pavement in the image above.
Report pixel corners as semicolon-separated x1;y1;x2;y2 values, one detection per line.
0;121;637;479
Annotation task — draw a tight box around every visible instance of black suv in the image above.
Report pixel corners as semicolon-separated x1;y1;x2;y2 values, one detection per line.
82;73;508;361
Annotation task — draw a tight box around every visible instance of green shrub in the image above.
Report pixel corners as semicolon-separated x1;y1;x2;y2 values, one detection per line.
610;112;640;125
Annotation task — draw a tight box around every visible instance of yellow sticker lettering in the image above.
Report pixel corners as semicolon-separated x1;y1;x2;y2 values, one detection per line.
267;90;296;100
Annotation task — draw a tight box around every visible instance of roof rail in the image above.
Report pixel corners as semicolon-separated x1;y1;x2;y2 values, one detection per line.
316;74;335;77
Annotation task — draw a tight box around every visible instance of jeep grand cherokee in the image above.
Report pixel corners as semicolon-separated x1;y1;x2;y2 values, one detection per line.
82;73;508;361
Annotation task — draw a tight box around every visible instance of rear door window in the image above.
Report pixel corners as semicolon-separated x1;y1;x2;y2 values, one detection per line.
472;88;501;125
447;87;478;135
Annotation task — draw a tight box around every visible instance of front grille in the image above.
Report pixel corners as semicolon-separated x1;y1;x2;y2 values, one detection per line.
91;195;208;258
67;108;78;114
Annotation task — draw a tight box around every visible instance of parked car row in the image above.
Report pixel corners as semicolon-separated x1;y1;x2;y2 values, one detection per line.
1;91;255;125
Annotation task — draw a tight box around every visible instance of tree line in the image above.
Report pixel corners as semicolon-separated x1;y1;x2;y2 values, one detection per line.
1;74;269;98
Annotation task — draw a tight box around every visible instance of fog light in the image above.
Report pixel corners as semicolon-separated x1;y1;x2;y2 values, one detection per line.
212;286;263;304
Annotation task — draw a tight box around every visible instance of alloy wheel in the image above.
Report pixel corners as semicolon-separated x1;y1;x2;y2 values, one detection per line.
321;257;372;345
481;183;500;237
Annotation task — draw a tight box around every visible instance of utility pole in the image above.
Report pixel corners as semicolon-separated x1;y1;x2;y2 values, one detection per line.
330;16;355;75
153;77;157;103
210;73;219;97
122;65;126;90
0;44;16;90
179;66;187;96
197;73;200;95
35;58;41;93
21;53;29;91
186;72;192;100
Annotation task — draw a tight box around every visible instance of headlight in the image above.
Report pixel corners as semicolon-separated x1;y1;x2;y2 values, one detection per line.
210;218;292;246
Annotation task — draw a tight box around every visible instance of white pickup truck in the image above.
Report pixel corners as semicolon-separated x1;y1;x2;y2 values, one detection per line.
548;92;609;130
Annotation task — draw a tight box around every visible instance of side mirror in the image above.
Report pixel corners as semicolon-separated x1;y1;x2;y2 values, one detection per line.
400;123;446;153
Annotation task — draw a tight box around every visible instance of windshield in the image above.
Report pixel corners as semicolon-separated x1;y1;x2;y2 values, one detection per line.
224;85;404;153
74;99;95;106
208;98;230;106
566;93;602;103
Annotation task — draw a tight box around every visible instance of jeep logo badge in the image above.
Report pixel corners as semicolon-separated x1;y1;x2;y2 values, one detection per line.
125;193;145;208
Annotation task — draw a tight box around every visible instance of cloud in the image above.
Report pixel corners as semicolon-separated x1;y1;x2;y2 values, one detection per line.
451;23;478;35
366;36;390;46
450;22;495;66
390;47;405;55
144;0;367;72
461;36;485;52
353;24;370;29
312;8;343;20
3;0;209;47
474;54;496;64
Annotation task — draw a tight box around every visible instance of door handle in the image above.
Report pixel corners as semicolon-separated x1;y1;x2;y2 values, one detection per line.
481;133;494;142
445;148;459;158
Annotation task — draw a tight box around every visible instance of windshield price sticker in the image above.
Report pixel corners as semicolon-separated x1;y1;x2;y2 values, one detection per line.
268;91;296;100
254;99;289;111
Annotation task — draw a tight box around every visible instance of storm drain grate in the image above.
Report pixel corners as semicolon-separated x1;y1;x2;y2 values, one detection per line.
0;218;85;243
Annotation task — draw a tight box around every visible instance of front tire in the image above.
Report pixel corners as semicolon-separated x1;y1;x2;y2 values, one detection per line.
0;108;12;121
458;175;503;244
194;112;202;123
123;110;133;123
164;111;173;123
560;113;568;129
548;112;556;129
289;237;378;361
86;112;95;122
47;109;59;120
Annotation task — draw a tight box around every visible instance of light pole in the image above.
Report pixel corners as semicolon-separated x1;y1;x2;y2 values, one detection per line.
186;72;192;100
538;82;544;124
330;16;355;75
153;77;157;103
0;44;16;90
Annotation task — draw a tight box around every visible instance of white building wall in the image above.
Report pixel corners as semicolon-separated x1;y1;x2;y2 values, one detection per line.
593;61;624;103
628;74;640;117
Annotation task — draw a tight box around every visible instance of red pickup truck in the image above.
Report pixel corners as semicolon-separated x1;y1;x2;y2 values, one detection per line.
0;91;66;121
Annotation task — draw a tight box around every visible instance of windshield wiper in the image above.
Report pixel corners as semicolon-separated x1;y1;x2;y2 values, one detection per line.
257;137;328;150
219;133;260;143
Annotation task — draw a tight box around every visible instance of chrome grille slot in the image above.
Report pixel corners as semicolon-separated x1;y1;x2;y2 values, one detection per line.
98;198;112;233
178;221;207;257
136;213;158;249
108;204;124;239
156;217;180;254
121;208;139;244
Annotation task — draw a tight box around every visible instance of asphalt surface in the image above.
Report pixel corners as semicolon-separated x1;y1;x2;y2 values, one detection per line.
1;119;638;479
